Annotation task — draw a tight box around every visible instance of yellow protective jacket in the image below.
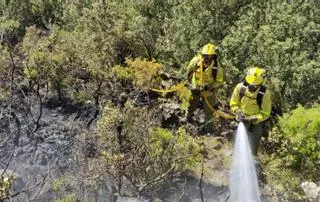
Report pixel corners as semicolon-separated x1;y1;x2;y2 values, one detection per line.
187;55;223;90
230;83;271;124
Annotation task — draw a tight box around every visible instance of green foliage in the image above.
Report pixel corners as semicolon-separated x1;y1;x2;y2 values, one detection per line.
1;0;320;199
269;104;320;178
113;57;192;111
97;100;160;184
97;100;200;191
174;83;192;112
222;0;320;108
156;0;251;70
262;104;320;199
54;194;77;202
263;158;303;200
22;26;72;98
279;104;320;159
149;127;201;169
0;16;19;40
58;1;121;102
52;178;67;192
71;2;119;75
0;0;66;45
97;103;122;153
162;82;192;112
0;176;12;200
0;0;63;24
113;58;162;89
0;44;10;70
112;1;161;60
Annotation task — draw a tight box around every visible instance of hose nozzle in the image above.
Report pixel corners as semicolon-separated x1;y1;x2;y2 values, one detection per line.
236;110;244;122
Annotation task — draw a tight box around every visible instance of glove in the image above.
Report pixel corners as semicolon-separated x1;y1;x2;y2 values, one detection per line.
242;116;258;123
235;109;244;122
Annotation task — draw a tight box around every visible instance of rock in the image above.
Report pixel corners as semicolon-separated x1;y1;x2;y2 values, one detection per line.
301;181;320;200
162;102;180;110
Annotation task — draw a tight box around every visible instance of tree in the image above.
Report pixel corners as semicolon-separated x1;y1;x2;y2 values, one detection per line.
22;26;73;100
222;0;320;109
0;0;65;45
156;0;252;73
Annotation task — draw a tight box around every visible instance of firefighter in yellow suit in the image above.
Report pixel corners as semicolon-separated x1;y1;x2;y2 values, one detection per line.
187;43;224;134
230;67;272;155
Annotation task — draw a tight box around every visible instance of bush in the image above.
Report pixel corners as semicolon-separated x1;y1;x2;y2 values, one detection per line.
264;158;303;200
148;127;201;170
272;104;320;178
97;100;200;194
112;57;162;89
22;26;73;99
262;104;320;199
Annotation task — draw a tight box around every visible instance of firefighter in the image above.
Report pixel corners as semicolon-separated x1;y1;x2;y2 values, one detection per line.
230;66;271;155
187;43;224;134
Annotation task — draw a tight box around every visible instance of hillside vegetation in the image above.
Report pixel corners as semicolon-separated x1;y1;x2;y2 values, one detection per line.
0;0;319;201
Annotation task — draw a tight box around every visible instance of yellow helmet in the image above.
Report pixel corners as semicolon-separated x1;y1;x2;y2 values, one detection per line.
245;67;266;85
200;43;216;55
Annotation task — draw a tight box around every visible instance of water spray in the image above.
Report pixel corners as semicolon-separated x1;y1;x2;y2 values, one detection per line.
229;122;261;202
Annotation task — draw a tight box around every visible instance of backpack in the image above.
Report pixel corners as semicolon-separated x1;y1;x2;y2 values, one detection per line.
239;81;266;109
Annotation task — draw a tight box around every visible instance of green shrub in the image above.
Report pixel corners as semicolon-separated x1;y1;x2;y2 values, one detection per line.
97;101;200;193
22;26;72;99
112;57;162;89
271;104;320;178
262;104;320;199
148;127;201;170
264;158;303;200
167;82;192;112
54;194;77;202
